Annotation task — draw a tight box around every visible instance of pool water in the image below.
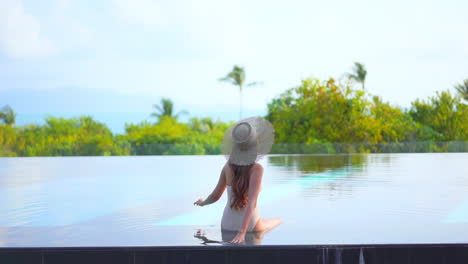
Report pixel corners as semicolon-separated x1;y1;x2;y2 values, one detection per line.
0;153;467;247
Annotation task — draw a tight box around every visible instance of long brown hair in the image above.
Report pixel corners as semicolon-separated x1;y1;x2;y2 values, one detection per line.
229;162;254;210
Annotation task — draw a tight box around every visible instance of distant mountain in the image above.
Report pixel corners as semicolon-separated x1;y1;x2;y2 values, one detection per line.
0;86;266;134
0;86;156;113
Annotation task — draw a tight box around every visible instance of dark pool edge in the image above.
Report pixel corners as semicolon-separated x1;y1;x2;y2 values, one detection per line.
2;242;468;250
2;243;468;264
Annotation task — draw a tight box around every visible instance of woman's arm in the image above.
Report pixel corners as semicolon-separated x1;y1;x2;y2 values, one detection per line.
231;164;263;243
194;163;227;206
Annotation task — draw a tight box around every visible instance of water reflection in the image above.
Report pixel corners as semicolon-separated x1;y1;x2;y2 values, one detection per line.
193;229;266;246
267;154;367;174
1;154;468;246
266;154;370;200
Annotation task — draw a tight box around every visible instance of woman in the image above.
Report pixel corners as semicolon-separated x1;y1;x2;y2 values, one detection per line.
193;116;282;244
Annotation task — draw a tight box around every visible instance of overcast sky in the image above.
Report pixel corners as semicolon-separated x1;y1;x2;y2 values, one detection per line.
1;0;467;115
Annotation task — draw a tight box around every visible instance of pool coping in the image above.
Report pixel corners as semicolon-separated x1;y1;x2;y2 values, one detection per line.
2;243;468;264
2;242;468;251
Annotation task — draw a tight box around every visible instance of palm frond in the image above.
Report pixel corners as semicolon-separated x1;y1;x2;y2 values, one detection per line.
174;110;189;118
0;105;15;125
152;104;163;113
454;79;468;101
219;65;245;87
345;62;367;89
247;81;263;87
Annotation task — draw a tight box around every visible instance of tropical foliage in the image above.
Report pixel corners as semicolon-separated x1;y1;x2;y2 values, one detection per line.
0;116;126;157
1;74;467;157
409;91;468;141
265;78;467;153
117;116;231;155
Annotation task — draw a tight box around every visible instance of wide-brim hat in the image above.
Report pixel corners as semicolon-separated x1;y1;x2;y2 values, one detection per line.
222;116;275;166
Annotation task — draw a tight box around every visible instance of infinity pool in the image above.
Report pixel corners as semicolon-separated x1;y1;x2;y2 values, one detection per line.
0;153;467;247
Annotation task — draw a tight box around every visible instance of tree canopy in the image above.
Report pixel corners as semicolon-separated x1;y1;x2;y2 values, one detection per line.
1;75;467;157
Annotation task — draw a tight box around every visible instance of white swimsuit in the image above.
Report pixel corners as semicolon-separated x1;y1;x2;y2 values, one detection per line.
221;185;261;232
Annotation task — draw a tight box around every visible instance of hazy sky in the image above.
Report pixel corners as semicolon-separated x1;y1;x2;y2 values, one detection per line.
1;0;467;114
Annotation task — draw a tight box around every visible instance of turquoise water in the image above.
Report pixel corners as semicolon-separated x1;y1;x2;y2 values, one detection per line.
0;153;467;246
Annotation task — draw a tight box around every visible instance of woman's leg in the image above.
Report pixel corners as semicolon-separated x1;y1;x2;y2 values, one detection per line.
253;217;282;232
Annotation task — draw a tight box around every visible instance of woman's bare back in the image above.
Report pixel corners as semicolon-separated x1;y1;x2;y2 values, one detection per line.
223;163;282;233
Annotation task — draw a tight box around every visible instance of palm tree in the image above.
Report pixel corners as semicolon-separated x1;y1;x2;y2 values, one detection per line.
454;79;468;102
151;98;188;122
347;62;367;90
0;105;16;126
219;65;260;119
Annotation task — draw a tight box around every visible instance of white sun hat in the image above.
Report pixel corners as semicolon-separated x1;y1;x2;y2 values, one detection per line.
222;116;275;166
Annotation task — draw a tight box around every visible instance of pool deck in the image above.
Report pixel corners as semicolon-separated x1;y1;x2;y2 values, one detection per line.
2;243;468;264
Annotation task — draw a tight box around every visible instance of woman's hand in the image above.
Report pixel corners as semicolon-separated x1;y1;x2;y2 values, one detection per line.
230;231;246;244
193;198;205;206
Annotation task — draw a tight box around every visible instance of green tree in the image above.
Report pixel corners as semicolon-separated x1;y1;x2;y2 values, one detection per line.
188;117;215;133
0;124;17;156
370;96;417;142
0;105;16;126
266;78;380;145
219;65;260;119
151;98;188;123
10;116;126;156
454;79;468;102
409;91;468;140
347;62;367;90
122;116;203;155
